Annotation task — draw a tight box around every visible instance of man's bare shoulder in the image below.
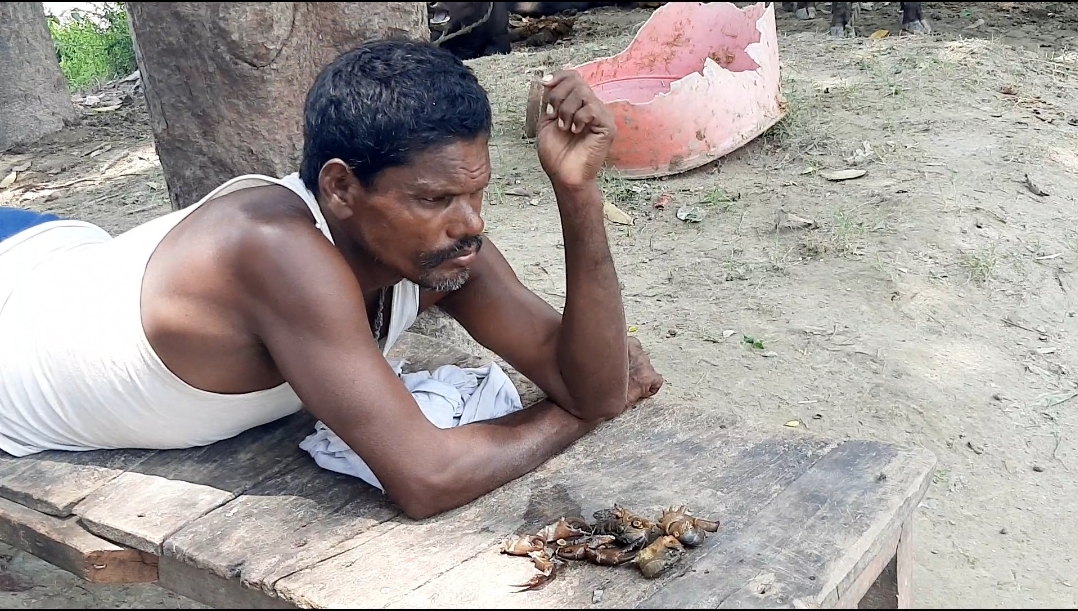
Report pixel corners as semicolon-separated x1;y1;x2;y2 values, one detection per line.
197;183;326;242
212;185;349;296
154;181;355;324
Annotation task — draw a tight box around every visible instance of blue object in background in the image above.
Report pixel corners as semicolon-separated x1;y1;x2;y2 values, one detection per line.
0;207;62;243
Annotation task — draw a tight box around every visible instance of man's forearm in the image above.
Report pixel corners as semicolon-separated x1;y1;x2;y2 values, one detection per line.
551;180;629;421
390;400;595;519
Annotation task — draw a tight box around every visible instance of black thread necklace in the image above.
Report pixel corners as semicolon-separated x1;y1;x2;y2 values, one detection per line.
371;286;388;341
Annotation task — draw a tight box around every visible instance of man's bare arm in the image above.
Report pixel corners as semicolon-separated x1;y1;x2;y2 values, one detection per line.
550;179;628;420
440;71;630;422
237;221;594;519
435;234;607;420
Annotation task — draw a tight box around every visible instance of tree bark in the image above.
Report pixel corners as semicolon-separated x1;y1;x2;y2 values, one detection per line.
125;2;428;210
0;2;77;152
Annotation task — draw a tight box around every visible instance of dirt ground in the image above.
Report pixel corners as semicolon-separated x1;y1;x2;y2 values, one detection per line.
1;1;1076;608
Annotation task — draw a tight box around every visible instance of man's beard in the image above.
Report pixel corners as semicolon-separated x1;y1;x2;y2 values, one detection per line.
416;234;484;292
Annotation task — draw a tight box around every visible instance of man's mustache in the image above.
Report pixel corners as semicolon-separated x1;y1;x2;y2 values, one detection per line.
420;235;484;269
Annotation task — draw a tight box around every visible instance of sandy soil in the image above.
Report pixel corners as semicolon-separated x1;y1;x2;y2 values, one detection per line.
1;1;1076;607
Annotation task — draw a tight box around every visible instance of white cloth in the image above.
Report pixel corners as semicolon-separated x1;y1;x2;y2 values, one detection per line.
298;359;525;491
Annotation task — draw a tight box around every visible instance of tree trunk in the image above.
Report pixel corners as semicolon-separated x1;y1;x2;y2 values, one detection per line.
0;2;77;152
125;2;428;210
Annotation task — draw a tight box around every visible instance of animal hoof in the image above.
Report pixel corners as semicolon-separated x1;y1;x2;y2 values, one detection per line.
795;7;816;20
903;19;932;35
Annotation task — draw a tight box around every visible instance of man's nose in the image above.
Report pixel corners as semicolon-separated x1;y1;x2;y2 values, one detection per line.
452;194;485;238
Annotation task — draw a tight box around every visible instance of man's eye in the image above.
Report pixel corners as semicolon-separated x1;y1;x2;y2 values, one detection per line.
423;196;453;206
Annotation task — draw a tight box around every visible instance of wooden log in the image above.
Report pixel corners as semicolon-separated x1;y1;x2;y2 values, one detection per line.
0;496;157;584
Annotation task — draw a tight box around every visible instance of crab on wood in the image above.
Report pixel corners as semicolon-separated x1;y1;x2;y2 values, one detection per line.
498;504;721;591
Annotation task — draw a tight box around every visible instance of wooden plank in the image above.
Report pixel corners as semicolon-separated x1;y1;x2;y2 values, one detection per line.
158;556;298;610
274;421;837;609
896;518;913;608
72;412;315;555
839;530;899;609
0;448;155;517
636;440;935;609
855;554;898;610
815;464;926;609
0;496;158;584
855;516;912;609
161;460;397;597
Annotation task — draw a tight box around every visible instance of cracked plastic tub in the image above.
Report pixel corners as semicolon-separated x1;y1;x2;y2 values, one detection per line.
566;1;787;178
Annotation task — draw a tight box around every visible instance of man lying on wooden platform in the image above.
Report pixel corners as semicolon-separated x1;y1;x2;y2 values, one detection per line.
0;39;664;520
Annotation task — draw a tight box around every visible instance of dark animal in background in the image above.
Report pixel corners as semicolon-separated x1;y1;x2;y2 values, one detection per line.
430;2;647;61
429;2;512;60
782;2;931;37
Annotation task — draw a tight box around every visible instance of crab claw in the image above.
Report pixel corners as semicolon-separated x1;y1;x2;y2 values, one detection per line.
499;534;546;556
585;545;638;566
694;517;720;533
537;517;590;543
556;542;589;561
511;552;560;592
511;572;554;592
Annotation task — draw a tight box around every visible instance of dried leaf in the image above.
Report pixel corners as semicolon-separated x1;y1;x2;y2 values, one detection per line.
11;161;31;172
676;205;706;223
92;104;122;113
603;201;634;225
784;420;800;428
819;168;867;181
504;188;530;197
628;325;638;333
722;329;736;338
869;29;890;39
0;171;16;189
774;209;819;232
799;166;817;175
653;192;674;209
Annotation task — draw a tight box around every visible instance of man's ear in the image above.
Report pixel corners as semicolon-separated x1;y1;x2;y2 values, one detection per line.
318;159;357;221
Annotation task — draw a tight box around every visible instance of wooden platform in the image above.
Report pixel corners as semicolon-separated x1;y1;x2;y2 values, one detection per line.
0;332;935;609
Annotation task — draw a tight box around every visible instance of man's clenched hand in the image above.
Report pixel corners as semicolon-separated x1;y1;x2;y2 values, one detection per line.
535;70;617;190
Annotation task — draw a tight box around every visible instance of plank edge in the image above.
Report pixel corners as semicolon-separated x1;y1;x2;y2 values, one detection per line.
0;496;159;584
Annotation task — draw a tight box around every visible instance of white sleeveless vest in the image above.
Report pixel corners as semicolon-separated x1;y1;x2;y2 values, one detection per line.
0;173;420;457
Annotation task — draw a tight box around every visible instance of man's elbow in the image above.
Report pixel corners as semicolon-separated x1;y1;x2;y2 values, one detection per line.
397;497;441;521
384;469;459;521
588;397;627;422
560;392;626;423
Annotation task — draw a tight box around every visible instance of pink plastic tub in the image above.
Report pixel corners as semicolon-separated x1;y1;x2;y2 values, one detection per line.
572;1;787;178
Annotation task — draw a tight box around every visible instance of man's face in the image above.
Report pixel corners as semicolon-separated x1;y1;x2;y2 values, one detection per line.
342;138;490;292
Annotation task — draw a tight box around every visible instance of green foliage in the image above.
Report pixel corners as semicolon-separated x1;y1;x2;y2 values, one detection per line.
48;3;136;91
